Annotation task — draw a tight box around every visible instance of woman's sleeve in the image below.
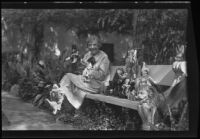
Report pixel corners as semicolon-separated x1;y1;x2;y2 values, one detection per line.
81;52;90;66
90;56;110;81
82;52;90;63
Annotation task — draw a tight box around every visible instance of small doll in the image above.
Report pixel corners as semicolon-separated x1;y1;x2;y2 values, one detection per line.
135;62;158;93
127;88;137;101
65;45;80;64
65;45;80;74
125;49;138;80
113;68;127;84
45;84;65;115
122;78;131;97
82;56;96;82
111;68;127;96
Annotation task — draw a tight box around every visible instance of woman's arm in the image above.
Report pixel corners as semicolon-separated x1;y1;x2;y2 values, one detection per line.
81;52;91;65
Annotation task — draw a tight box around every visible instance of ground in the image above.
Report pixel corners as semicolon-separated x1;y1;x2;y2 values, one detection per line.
2;91;77;130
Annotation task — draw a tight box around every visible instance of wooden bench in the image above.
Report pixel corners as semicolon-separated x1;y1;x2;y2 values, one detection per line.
85;65;175;110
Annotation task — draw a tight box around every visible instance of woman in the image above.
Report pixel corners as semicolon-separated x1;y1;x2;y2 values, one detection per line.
46;35;110;113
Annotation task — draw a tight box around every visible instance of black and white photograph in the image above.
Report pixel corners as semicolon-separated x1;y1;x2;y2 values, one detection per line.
1;1;199;137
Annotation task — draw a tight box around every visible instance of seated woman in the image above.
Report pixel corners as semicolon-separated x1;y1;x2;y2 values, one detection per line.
45;35;110;114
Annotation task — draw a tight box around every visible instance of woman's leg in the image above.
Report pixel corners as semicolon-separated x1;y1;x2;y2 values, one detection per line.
60;73;73;87
59;73;87;109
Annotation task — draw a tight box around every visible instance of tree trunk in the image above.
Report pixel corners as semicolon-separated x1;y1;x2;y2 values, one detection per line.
132;10;141;78
132;10;139;49
32;22;44;65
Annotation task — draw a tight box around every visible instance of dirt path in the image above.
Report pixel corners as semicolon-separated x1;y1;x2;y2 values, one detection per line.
2;91;76;130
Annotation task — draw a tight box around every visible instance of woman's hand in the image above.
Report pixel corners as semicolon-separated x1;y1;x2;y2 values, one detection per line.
80;59;88;66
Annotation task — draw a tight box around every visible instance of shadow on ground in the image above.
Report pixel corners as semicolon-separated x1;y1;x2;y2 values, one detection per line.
2;91;76;130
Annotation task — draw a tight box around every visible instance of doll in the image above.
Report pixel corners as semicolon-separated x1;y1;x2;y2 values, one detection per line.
45;84;65;115
82;56;96;82
122;78;131;97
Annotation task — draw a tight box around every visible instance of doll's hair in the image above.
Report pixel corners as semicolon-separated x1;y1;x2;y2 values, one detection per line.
87;56;96;66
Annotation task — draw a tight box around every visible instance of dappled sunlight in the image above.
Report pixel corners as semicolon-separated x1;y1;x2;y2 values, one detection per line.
71;30;77;37
23;48;28;54
50;26;58;36
54;43;61;57
2;17;8;30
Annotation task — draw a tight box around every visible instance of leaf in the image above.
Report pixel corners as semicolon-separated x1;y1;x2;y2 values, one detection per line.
33;94;43;105
37;97;45;107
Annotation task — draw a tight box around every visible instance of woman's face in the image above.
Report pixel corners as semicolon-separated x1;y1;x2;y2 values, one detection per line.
88;40;99;56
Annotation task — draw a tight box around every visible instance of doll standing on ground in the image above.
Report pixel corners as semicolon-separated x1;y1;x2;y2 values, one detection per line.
45;84;65;115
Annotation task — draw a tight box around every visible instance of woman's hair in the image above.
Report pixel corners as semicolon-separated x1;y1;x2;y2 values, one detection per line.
86;34;102;48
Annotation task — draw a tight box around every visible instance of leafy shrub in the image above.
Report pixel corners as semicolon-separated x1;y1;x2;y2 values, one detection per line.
18;77;39;101
62;99;142;130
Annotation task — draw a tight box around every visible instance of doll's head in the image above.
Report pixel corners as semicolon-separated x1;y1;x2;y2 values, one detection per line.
116;68;124;76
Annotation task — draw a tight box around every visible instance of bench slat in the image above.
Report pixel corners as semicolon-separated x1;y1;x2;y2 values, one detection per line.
85;93;139;110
